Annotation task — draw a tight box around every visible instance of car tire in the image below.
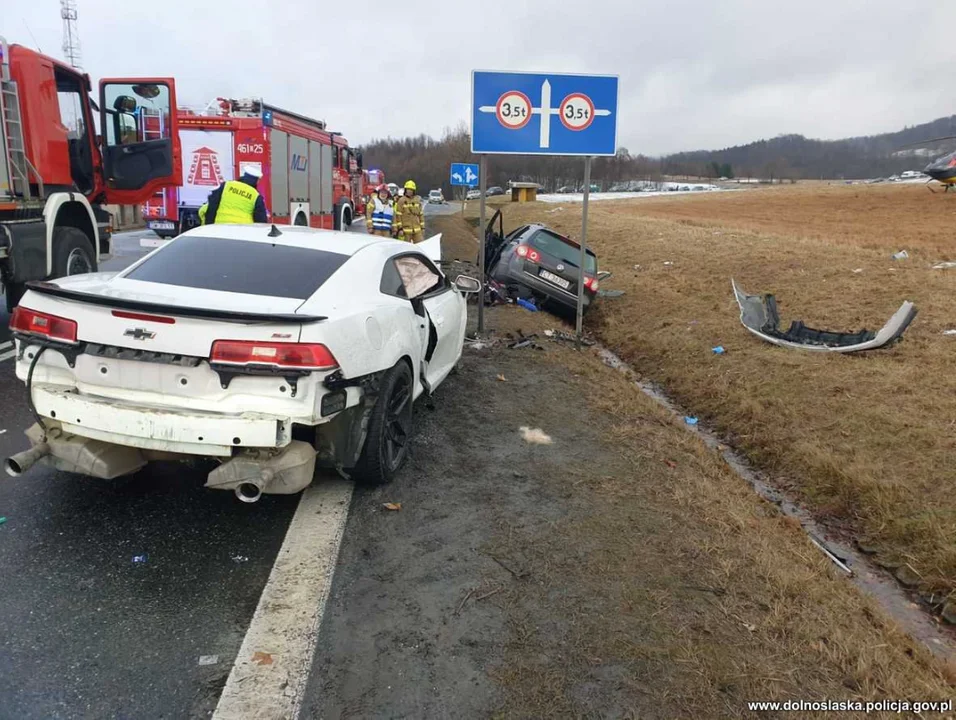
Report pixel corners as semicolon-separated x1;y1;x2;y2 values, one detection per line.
52;226;96;278
343;206;352;229
352;361;414;485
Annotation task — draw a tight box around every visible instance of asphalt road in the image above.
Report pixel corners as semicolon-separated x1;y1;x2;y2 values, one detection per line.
0;223;368;719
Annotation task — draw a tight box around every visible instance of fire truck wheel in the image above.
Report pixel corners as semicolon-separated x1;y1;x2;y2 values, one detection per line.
336;204;352;231
52;227;96;279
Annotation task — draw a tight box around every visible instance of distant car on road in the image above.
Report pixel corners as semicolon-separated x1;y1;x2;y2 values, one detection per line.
482;210;611;316
6;225;481;496
427;189;445;204
486;186;505;197
465;189;481;200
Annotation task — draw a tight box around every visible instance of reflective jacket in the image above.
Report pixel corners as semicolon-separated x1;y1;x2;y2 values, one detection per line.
395;194;424;233
206;179;267;224
198;203;208;225
366;196;395;233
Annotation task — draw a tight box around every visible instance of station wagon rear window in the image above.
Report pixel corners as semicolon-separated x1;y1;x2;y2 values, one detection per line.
529;230;597;273
124;236;349;299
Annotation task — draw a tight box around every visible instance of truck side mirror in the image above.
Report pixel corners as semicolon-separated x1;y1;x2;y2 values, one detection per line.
356;152;363;169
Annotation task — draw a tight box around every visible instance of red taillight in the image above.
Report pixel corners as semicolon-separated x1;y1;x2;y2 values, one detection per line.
112;310;176;324
515;244;529;258
515;245;541;263
583;276;599;292
10;306;78;344
210;340;339;370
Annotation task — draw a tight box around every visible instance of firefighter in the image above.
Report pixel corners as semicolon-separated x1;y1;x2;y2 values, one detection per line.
365;184;395;237
198;203;208;225
394;180;424;242
204;166;268;224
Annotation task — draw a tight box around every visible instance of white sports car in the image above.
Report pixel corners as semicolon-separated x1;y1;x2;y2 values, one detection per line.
5;224;480;501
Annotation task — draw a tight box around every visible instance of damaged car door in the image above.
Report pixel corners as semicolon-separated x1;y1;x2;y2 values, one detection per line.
392;253;466;392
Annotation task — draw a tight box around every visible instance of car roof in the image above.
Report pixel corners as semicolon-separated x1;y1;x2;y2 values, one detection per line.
178;223;392;256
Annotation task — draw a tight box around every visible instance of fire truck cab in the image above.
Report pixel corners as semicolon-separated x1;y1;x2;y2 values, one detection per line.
143;98;362;241
0;36;181;311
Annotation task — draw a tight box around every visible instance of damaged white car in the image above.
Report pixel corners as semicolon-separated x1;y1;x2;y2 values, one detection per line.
5;224;479;501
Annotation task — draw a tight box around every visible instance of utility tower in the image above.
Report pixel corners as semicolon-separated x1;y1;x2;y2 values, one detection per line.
60;0;82;69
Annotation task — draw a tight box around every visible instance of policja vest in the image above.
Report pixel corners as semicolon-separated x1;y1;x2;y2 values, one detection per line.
368;196;394;233
215;181;260;224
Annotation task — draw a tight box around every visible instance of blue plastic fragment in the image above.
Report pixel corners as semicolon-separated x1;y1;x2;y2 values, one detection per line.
132;554;148;564
517;298;538;312
712;346;725;355
684;416;699;426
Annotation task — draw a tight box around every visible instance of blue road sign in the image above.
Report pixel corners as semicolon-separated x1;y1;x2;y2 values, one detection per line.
471;70;619;156
450;163;480;187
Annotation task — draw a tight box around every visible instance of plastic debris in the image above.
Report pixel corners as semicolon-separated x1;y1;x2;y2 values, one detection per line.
519;426;553;445
496;374;507;382
383;502;402;511
251;651;274;666
944;330;956;336
198;655;220;666
132;554;148;564
852;268;864;274
516;298;538;312
231;555;249;563
633;264;643;270
933;261;956;270
712;346;725;355
0;429;6;435
663;261;674;266
0;517;6;526
684;416;699;426
892;250;909;260
597;289;625;299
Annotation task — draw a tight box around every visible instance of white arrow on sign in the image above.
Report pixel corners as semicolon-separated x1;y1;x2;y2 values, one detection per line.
452;172;463;182
465;167;477;184
480;80;612;149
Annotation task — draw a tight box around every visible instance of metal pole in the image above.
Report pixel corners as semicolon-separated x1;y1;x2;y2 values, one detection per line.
576;157;591;348
477;155;487;334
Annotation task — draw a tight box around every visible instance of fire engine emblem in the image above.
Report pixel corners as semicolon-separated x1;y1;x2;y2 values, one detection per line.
187;146;225;187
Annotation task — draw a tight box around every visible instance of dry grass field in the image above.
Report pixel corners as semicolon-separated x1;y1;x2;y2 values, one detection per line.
446;184;956;606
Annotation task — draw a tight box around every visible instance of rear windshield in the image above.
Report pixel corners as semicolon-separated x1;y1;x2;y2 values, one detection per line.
529;230;597;273
124;235;349;299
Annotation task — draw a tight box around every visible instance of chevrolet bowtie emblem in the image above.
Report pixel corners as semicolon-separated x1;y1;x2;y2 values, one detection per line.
124;327;155;340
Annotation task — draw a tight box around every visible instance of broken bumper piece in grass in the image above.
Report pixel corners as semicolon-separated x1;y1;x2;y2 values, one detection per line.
731;280;917;353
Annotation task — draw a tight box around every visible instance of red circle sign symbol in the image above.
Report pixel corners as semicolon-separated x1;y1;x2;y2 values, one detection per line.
495;91;532;130
560;93;595;131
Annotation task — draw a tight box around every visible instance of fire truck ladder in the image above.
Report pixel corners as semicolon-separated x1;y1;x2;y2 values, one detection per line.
0;36;43;203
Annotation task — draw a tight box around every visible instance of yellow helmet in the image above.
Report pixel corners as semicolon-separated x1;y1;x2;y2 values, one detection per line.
404;180;417;191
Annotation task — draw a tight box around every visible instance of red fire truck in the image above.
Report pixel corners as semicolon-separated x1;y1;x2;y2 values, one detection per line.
0;36;182;311
143;98;364;240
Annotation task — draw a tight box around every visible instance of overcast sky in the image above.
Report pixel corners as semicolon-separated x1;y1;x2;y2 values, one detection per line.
10;0;956;155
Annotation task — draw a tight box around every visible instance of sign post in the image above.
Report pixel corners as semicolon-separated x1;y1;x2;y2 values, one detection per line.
477;155;487;334
471;70;619;344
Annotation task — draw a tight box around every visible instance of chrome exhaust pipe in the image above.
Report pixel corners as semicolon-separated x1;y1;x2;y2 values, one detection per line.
235;482;262;503
5;442;50;477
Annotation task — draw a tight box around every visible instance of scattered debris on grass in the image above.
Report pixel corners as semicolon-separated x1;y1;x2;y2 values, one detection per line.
496;374;507;382
853;268;864;273
251;651;273;666
0;517;6;526
132;555;147;564
519;427;553;445
943;330;956;336
382;503;402;512
544;329;595;346
807;534;853;575
198;655;219;666
892;250;909;260
732;280;917;352
516;298;538;312
597;289;625;298
231;555;249;563
0;429;7;435
933;261;956;270
684;416;699;426
712;345;725;355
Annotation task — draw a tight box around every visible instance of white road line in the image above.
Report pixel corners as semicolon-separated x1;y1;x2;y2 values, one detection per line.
212;479;353;720
0;341;12;350
0;348;16;363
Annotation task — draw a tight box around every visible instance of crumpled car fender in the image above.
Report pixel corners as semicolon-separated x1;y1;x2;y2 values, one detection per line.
731;280;917;353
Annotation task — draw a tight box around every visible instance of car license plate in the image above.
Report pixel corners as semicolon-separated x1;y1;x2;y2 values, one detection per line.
149;221;175;230
539;269;570;290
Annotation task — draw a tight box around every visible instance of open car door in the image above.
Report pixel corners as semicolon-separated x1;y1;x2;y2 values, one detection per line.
483;209;505;274
99;78;181;205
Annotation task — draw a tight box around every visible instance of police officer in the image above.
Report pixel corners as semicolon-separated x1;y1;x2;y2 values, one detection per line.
394;180;424;242
204;166;268;224
365;184;395;237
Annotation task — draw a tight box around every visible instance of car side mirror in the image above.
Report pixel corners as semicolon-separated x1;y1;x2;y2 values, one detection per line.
597;270;613;281
454;275;481;294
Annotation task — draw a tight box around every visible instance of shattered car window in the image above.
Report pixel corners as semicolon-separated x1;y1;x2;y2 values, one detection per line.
394;256;444;299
